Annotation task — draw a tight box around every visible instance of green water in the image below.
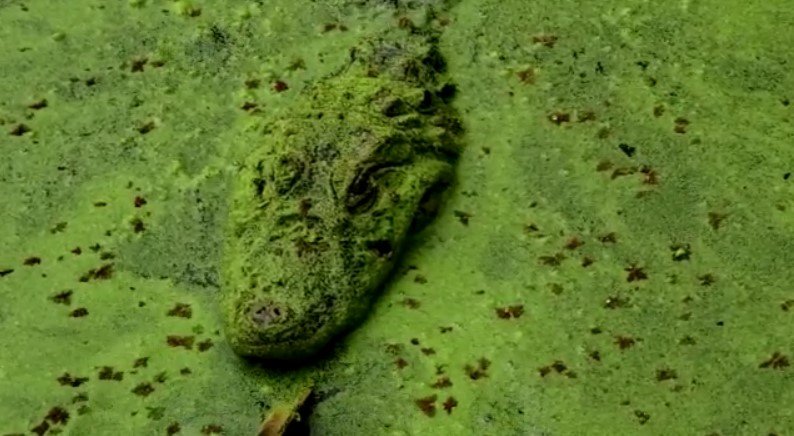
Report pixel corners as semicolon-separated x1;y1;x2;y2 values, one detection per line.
1;0;792;434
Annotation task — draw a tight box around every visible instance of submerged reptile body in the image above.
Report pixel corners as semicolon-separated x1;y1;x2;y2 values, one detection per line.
222;7;462;360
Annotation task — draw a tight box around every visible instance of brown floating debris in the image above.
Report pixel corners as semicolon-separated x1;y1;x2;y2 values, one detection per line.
132;382;154;397
272;80;289;92
57;372;89;387
495;305;524;319
9;123;31;136
625;264;648;282
759;352;790;370
516;67;535;84
69;307;89;317
166;335;195;349
45;406;69;425
23;256;42;266
708;212;727;230
28;99;48;110
79;263;115;282
431;376;452;389
548;111;570;125
50;290;73;305
532;33;558;48
166;303;192;318
259;386;313;436
442;396;458;414
674;117;689;134
415;395;437;417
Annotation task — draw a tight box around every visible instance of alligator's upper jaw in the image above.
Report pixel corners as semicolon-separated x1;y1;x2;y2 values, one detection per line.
225;295;339;361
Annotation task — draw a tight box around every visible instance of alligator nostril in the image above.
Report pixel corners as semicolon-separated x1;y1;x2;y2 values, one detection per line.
250;303;284;326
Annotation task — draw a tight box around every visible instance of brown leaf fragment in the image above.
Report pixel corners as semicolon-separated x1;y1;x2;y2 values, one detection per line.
402;298;421;309
596;160;613;172
50;290;73;305
415;395;437;417
132;383;154;397
97;366;124;381
509;305;524;318
166;335;195;349
539;253;565;266
421;347;436;356
598;232;617;243
708;212;727;230
615;335;636;350
759;352;790;370
80;263;115;282
656;368;678;381
272;81;289;92
57;373;88;387
24;256;41;266
31;421;49;436
495;307;511;319
533;34;558;48
28;99;48;110
516;67;536;84
465;358;491;380
698;273;716;286
431;376;452;389
45;406;69;425
625;264;648;282
551;360;567;373
442;396;458;414
201;424;223;434
604;295;630;309
9;123;31;136
640;165;659;185
167;303;192;318
259;387;313;436
69;307;88;317
138;120;155;134
166;422;181;435
245;78;261;89
131;217;146;233
197;339;214;352
548;111;570;125
453;210;472;225
564;236;584;250
130;57;148;72
611;166;637;179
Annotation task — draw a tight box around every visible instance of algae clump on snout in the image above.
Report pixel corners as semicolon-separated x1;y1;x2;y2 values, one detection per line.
221;31;463;361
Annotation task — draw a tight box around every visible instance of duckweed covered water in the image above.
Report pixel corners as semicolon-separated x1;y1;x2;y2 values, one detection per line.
1;0;792;434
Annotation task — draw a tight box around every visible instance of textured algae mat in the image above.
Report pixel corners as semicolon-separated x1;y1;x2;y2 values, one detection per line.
1;0;793;434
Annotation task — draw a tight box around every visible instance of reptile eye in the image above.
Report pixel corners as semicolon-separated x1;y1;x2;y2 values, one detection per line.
345;165;384;214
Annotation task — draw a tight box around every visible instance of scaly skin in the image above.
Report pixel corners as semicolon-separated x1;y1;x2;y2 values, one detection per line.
221;11;462;361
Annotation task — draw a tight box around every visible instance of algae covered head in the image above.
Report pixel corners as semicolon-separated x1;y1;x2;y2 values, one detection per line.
221;35;461;362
